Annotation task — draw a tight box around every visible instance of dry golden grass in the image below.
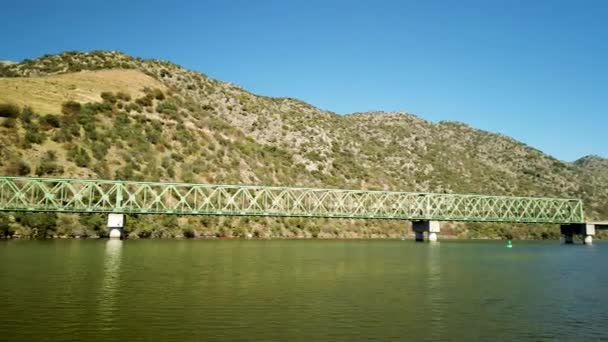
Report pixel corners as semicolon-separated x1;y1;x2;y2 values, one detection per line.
0;69;166;114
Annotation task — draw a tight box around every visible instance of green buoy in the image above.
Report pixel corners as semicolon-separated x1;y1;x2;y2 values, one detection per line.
507;240;513;248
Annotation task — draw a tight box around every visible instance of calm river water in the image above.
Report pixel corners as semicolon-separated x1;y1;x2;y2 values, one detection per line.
1;239;607;341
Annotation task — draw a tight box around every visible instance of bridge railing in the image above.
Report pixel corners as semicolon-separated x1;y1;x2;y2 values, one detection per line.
0;176;585;224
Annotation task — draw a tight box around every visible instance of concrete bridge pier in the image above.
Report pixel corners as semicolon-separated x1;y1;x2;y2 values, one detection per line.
582;224;595;245
107;213;125;239
412;221;440;242
561;225;574;244
560;223;595;245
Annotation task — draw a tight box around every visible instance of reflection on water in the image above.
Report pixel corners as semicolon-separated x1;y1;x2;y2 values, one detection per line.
1;240;608;341
426;242;445;339
97;239;123;330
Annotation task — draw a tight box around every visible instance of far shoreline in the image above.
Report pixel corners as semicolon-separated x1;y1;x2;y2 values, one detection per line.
2;235;588;241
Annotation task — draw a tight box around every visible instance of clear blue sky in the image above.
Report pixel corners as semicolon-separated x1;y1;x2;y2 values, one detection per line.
2;0;607;161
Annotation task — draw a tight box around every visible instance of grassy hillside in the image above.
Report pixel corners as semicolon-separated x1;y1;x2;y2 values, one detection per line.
0;50;606;239
0;69;164;114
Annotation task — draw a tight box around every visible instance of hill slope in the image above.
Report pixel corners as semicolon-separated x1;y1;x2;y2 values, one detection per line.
0;51;606;239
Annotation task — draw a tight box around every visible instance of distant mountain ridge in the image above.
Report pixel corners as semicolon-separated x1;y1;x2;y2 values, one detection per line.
0;50;606;239
575;155;608;169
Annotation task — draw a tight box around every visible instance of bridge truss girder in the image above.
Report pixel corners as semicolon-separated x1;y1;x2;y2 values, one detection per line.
0;177;585;224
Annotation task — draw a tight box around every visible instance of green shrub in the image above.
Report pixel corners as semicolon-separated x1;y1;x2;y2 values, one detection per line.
14;212;57;238
310;225;321;238
113;111;132;140
305;150;324;162
75;106;98;141
92;140;110;161
160;69;172;78
182;227;196;238
125;102;142;113
0;65;17;77
0;103;20;118
24;124;46;144
15;160;31;176
162;156;175;178
116;91;131;101
147;88;165;100
19;106;35;124
145;122;162;144
100;92;117;103
0;213;13;238
115;163;135;180
1;118;16;128
171;152;184;162
79;214;105;234
156;100;178;115
135;95;153;107
61;101;81;116
35;151;63;176
68;146;91;167
83;102;112;114
53;115;80;142
39;114;61;129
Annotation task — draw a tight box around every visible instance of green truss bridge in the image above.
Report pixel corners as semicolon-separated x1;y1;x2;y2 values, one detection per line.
0;176;596;243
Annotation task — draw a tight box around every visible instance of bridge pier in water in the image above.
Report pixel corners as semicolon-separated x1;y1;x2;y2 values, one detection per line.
560;223;595;244
107;214;125;239
412;220;440;242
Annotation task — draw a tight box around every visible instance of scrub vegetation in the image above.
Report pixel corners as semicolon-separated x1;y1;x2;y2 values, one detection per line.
0;51;606;239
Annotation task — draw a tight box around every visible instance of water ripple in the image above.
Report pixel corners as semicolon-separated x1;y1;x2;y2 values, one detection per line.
1;239;607;341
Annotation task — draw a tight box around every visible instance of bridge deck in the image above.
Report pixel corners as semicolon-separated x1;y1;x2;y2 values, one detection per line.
0;176;585;224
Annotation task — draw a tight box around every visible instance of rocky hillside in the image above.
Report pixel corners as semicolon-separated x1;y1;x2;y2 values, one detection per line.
575;155;608;173
0;51;606;239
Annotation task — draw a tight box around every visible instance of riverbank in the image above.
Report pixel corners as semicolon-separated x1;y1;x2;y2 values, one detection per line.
2;212;605;240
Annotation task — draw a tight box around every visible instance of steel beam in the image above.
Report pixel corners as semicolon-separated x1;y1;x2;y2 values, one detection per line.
0;176;585;224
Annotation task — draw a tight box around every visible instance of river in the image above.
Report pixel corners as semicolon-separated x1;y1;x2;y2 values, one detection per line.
1;239;607;341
